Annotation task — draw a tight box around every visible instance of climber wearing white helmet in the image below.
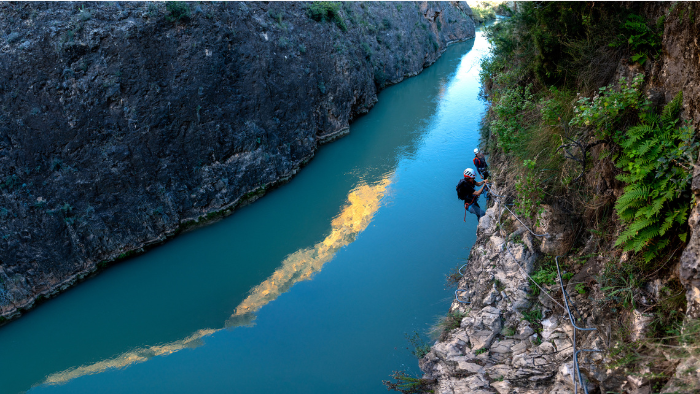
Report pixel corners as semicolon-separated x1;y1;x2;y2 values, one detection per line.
456;168;489;221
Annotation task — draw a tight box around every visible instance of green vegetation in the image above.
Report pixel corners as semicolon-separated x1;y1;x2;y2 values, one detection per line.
480;2;697;389
469;1;501;24
609;13;663;65
430;310;469;339
501;326;516;337
514;159;544;218
571;80;697;262
361;42;372;59
268;9;287;29
307;2;347;32
382;371;435;394
521;308;542;324
444;264;464;287
165;1;190;22
528;255;570;295
405;332;431;359
608;319;700;391
1;174;19;191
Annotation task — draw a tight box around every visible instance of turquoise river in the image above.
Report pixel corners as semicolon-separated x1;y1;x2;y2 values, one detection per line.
0;24;492;394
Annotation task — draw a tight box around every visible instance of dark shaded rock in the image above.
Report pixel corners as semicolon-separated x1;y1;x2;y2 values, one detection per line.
0;2;475;320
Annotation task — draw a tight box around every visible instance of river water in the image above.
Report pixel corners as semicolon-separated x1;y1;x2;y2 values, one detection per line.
0;26;491;394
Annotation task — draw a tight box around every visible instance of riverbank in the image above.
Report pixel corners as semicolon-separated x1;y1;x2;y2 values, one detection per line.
415;3;700;393
0;1;475;323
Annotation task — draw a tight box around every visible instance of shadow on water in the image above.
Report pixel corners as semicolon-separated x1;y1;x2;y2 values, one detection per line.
0;37;478;394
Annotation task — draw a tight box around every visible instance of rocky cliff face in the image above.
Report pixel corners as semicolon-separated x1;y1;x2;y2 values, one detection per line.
0;1;475;321
420;184;695;394
648;1;700;321
421;3;700;393
420;189;607;394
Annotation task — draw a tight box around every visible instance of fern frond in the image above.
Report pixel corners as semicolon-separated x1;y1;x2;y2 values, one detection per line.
636;139;656;156
627;216;657;233
675;206;689;224
615;186;650;214
616;173;635;183
632;226;661;252
643;238;670;263
659;211;678;234
640;112;660;126
615;227;637;247
627;124;654;141
617;201;647;220
648;194;667;216
661;91;683;125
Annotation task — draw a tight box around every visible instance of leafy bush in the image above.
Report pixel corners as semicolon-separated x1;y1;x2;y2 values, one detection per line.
489;85;535;152
382;371;435;394
374;68;387;87
573;79;698;262
609;13;663;65
307;2;347;32
471;5;497;24
405;332;431;358
514;159;544;218
430;310;469;339
165;1;190;22
361;42;372;59
613;92;697;261
570;74;646;138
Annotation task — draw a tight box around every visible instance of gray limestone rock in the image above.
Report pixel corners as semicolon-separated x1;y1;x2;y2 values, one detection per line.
535;205;574;255
679;200;700;318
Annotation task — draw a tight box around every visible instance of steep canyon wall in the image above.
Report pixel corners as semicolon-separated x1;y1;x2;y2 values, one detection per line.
0;1;476;321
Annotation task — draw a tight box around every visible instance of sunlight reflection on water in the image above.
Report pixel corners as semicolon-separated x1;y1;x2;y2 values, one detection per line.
40;176;393;387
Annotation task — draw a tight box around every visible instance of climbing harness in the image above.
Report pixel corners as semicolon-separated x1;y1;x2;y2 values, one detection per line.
463;201;472;222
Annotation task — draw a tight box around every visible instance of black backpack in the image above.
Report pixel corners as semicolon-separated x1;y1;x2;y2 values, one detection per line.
456;178;475;202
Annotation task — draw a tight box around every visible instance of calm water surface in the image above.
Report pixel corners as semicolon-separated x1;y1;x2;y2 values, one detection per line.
0;26;492;394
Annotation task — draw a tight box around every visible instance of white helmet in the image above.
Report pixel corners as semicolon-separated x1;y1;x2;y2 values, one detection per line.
474;148;479;154
464;168;476;178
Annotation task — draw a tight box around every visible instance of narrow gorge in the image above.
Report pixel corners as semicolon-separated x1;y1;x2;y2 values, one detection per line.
0;1;475;321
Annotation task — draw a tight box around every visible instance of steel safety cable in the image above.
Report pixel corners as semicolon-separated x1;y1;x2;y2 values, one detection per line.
556;256;602;394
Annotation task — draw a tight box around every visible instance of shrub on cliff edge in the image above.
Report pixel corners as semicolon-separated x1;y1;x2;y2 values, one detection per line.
307;2;347;32
166;1;191;22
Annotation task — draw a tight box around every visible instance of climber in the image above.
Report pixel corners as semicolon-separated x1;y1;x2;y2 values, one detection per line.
456;168;489;222
473;148;490;200
473;148;490;180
